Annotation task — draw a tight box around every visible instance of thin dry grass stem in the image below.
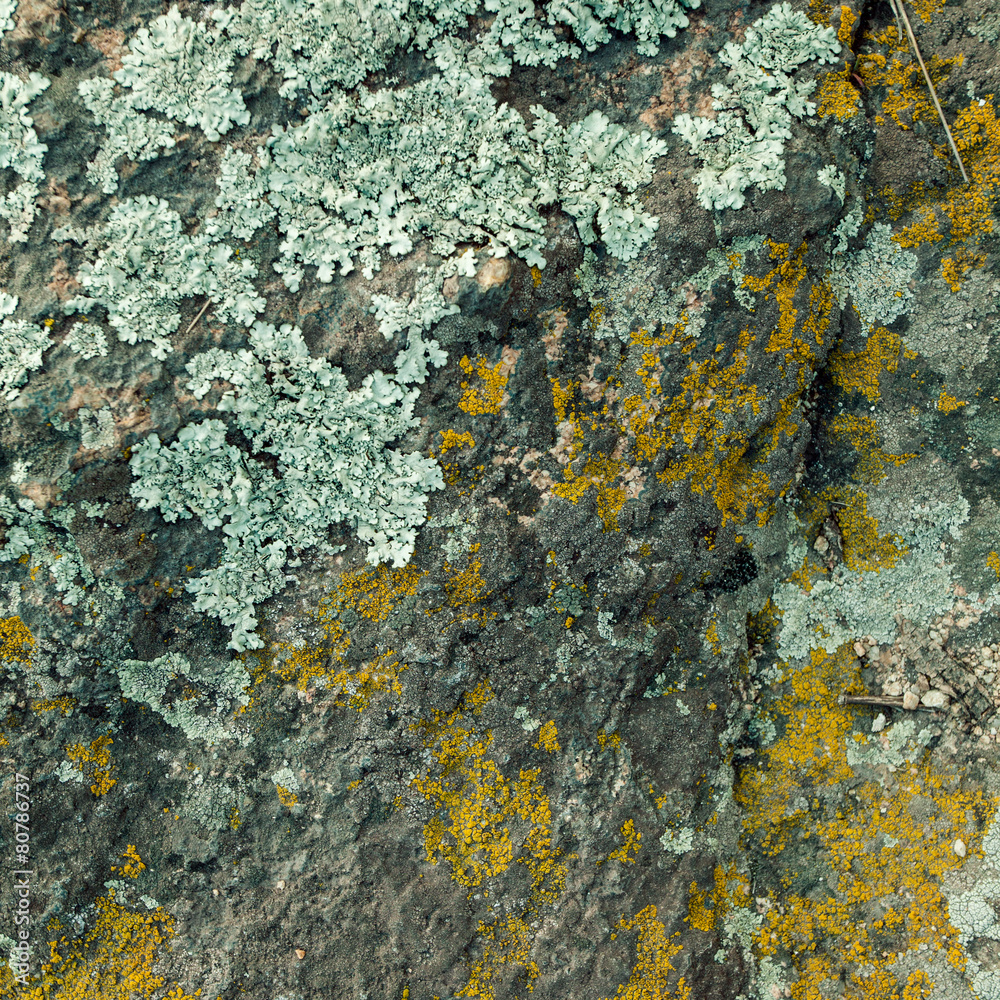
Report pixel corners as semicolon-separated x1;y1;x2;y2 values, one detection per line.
183;298;213;336
889;0;970;184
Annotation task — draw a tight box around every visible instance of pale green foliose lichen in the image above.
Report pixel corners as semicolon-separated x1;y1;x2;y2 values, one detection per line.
53;195;267;361
203;148;277;241
79;407;117;451
128;318;447;652
0;293;50;400
817;164;845;204
205;0;699;101
77;76;177;195
672;2;840;210
660;825;695;853
63;321;109;361
77;1;246;192
844;718;934;769
0;69;50;241
0;494;95;606
117;652;251;745
263;69;667;288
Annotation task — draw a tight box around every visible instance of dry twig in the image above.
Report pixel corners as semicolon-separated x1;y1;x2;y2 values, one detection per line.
889;0;969;184
183;298;213;337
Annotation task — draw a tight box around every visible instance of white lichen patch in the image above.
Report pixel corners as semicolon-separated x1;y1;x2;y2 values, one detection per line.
773;498;971;661
659;825;695;853
830;222;917;331
844;718;934;769
78;406;116;451
941;815;1000;998
117;652;251;745
263;70;667;288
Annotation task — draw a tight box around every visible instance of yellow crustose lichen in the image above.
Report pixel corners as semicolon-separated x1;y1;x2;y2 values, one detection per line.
65;731;117;796
599;906;691;1000
409;680;571;905
734;639;996;998
0;615;35;662
458;355;509;415
828;327;902;401
5;887;200;1000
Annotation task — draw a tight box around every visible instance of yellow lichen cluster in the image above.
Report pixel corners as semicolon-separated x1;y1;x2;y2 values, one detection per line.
741;240;835;364
856;25;963;132
799;487;908;573
459;355;509;415
12;888;200;1000
276;785;298;808
654;326;795;527
410;680;571;906
438;429;476;454
111;844;146;880
988;551;1000;579
321;563;424;624
32;695;77;716
836;4;856;43
457;915;539;1000
687;862;751;933
599;818;643;866
543;243;835;530
937;390;967;414
596;728;622;751
755;762;993;994
259;564;420;708
534;719;560;753
598;906;691;1000
828;327;902;401
65;731;117;796
428;543;497;627
735;646;863;855
552;455;630;531
734;637;996;996
828;413;917;485
874;97;1000;291
0;615;34;662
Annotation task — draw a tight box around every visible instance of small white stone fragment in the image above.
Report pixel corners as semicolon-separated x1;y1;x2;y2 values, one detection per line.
954;838;967;858
853;641;867;658
871;713;886;733
921;690;949;709
902;691;920;710
813;535;829;554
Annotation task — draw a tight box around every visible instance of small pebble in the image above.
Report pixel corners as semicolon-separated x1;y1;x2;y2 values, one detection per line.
871;713;886;733
903;691;920;710
295;948;306;959
813;535;829;554
954;838;967;858
921;690;948;709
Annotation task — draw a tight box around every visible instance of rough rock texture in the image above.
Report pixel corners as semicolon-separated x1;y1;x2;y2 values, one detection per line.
2;0;1000;998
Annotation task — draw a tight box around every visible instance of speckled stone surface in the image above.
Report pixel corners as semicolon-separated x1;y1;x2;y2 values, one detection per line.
3;0;1000;998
